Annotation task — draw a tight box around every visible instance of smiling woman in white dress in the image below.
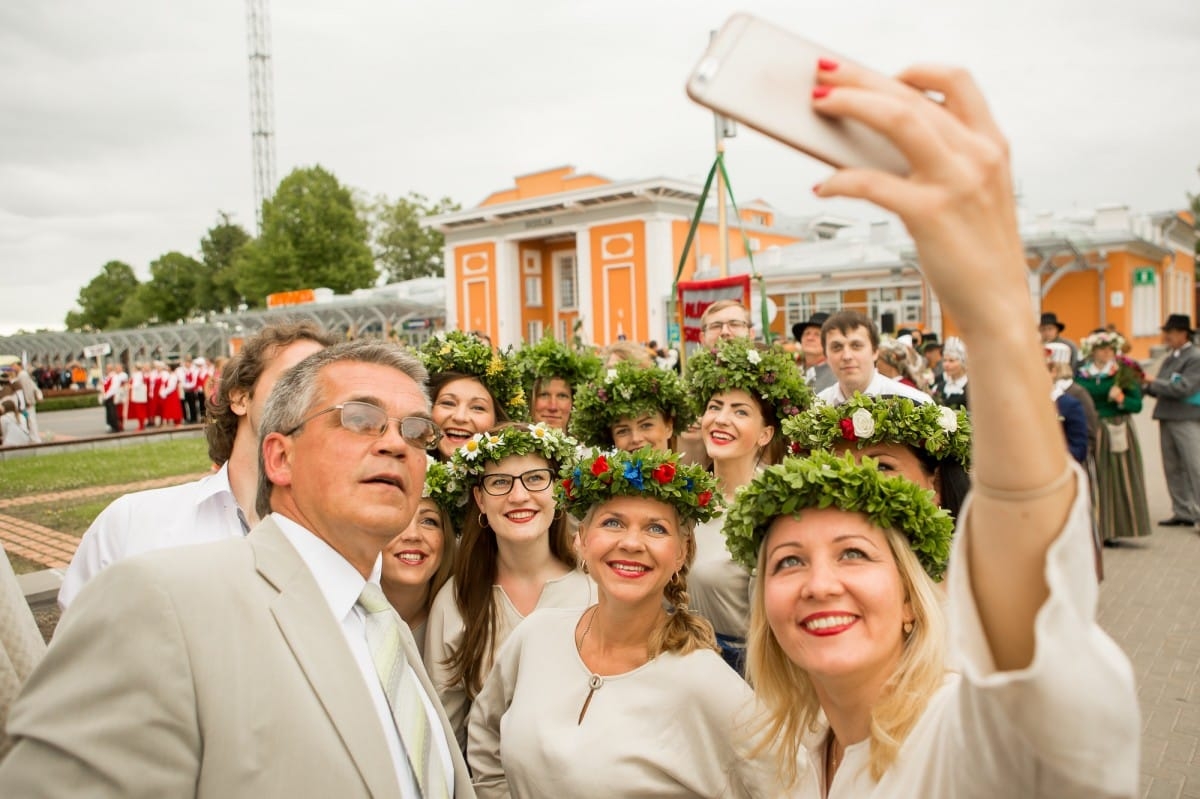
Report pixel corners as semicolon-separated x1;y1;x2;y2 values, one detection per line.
424;422;595;750
467;447;771;798
717;57;1139;797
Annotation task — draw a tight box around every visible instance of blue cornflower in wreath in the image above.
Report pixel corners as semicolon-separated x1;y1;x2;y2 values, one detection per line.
557;446;723;526
569;361;696;450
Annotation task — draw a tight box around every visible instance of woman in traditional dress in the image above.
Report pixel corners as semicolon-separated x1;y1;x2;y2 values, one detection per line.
419;330;527;461
569;360;695;453
783;394;971;520
1075;329;1152;545
126;363;150;431
684;338;811;672
513;337;602;432
718;56;1137;797
158;362;183;427
424;422;595;749
931;337;969;410
467;447;770;798
381;460;460;659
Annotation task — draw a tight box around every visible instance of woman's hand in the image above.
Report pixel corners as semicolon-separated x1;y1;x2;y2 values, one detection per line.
811;62;1026;335
1109;386;1125;406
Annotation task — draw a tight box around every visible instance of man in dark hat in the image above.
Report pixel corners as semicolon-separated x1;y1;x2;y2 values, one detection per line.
792;311;836;392
1038;311;1080;370
1143;314;1200;528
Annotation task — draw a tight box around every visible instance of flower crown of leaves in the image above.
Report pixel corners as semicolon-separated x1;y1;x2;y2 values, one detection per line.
512;336;603;394
1079;330;1127;358
723;451;954;581
422;458;470;530
419;330;527;418
557;446;724;526
449;422;579;480
782;394;972;466
568;361;697;448
685;337;812;421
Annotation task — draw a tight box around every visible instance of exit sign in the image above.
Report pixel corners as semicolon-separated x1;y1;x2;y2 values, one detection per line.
1133;267;1156;286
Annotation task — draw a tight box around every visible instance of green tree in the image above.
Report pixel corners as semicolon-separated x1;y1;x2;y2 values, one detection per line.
138;251;203;324
65;260;140;330
197;212;252;312
370;192;460;281
235;165;376;305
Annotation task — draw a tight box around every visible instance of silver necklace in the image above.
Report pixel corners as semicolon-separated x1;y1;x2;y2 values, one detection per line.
576;606;603;725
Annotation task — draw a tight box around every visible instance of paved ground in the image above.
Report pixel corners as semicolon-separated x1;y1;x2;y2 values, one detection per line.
2;404;1198;796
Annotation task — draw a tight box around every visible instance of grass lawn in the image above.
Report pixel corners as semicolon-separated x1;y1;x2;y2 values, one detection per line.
0;438;211;499
3;493;126;538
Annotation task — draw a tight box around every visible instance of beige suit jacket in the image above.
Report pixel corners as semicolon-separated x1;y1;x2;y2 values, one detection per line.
0;517;475;798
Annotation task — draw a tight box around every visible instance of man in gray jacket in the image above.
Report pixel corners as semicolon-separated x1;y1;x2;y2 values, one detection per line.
1143;314;1200;528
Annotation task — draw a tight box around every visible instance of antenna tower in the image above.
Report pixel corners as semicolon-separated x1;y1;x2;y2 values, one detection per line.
245;0;277;233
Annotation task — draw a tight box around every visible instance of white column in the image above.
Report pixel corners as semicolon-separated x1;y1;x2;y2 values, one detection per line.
644;216;675;346
442;244;458;331
495;239;521;349
574;228;594;345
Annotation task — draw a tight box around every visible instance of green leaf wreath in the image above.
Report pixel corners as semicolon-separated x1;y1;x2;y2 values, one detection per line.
512;336;603;395
722;450;954;581
557;446;724;526
684;337;813;422
449;422;580;481
569;361;697;448
782;394;972;466
418;330;528;419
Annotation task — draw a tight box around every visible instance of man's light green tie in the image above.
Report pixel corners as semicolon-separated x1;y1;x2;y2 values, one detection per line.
358;583;450;799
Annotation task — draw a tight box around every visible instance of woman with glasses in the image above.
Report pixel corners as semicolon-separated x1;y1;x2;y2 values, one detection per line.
468;448;771;798
425;422;595;749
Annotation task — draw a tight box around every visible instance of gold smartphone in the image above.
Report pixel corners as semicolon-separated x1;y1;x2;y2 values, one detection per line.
686;13;910;176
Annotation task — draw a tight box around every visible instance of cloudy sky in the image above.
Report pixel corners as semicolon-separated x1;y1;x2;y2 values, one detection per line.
2;0;1198;335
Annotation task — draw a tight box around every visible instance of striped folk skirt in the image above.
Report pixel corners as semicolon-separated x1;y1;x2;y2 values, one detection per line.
1096;414;1152;541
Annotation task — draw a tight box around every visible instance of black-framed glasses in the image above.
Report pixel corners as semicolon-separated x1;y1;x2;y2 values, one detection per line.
480;468;555;496
284;401;443;451
702;319;750;334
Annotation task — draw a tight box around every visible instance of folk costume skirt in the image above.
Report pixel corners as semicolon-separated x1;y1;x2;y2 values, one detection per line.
1096;414;1152;541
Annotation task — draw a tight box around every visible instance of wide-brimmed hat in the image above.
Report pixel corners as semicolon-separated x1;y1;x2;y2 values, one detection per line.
791;311;830;342
1162;314;1194;334
1039;312;1065;332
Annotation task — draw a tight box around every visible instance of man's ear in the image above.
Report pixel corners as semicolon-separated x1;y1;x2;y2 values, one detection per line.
230;388;249;418
261;432;294;489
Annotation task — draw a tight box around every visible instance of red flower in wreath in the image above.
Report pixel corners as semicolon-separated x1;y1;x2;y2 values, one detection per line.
591;456;609;477
652;462;676;484
839;418;857;441
697;490;713;508
561;478;575;499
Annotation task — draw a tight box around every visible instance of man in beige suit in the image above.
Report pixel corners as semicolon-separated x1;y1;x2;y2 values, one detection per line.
0;340;474;797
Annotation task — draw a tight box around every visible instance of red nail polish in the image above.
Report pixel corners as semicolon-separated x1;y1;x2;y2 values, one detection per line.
812;85;833;100
812;183;823;195
817;58;839;72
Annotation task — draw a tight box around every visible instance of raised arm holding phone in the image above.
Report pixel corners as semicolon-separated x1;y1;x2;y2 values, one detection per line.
692;15;1140;798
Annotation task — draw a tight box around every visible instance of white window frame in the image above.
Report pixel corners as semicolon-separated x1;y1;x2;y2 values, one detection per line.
556;253;578;311
525;276;543;308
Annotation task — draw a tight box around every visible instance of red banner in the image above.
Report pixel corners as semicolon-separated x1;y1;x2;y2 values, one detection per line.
676;276;751;343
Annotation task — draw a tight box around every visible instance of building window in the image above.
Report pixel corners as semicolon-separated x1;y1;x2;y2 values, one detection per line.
1132;280;1161;338
526;320;543;342
525;276;543;308
557;254;577;310
784;294;806;332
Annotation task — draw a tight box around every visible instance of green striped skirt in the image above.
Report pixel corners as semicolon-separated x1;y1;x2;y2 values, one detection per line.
1096;414;1152;541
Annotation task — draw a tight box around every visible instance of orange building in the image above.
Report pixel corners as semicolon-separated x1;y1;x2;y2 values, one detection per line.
426;166;802;349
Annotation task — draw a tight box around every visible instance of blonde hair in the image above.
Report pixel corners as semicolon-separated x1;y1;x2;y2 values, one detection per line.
578;503;717;658
601;340;653;367
746;522;948;787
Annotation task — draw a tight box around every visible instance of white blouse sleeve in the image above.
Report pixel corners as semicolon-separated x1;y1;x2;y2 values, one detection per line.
423;580;469;752
948;464;1139;796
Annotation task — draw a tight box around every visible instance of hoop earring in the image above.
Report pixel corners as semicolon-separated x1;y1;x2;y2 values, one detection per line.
581;560;589;575
478;512;490;529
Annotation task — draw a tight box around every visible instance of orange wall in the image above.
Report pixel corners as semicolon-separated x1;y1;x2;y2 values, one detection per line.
590;221;647;345
480;166;610;207
455;242;498;343
670;219;801;282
